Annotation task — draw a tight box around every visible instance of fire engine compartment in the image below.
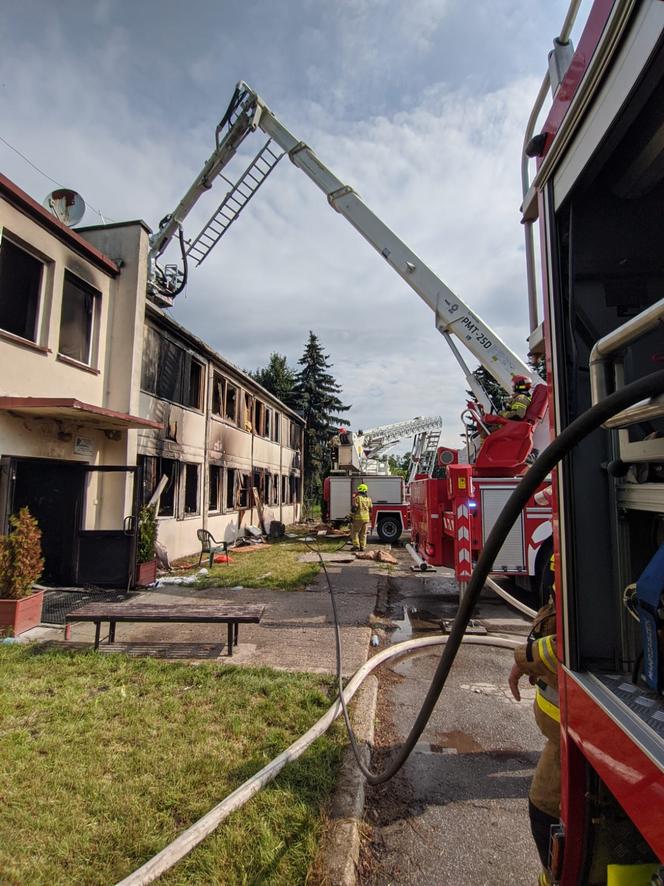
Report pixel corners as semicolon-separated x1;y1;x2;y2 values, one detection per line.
549;16;664;862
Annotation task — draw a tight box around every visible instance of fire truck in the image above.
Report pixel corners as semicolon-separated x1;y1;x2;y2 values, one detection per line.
145;84;554;593
323;416;442;541
519;0;664;879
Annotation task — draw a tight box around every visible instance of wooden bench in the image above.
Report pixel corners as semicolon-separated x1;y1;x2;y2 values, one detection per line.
66;603;264;656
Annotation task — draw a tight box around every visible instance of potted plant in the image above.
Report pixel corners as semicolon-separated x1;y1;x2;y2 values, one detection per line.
135;504;158;587
0;507;45;635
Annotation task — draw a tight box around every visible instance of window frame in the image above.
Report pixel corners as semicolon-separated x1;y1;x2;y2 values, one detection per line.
58;270;99;367
208;464;222;513
0;231;45;345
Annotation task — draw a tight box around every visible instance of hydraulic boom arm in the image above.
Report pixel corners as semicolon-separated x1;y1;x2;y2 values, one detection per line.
149;82;535;401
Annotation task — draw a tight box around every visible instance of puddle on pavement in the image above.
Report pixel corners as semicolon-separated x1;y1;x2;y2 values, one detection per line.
388;596;459;644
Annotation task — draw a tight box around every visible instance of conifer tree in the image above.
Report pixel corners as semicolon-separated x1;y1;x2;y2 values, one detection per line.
251;353;297;409
292;332;350;508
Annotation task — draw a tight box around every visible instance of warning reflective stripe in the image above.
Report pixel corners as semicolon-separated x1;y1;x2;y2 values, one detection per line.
538;636;558;674
458;526;469;540
536;686;560;722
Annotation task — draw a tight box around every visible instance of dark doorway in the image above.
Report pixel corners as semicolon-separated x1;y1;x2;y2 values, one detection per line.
4;458;139;589
12;459;83;585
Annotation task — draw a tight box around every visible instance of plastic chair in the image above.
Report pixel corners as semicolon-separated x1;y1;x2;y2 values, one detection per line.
197;529;228;567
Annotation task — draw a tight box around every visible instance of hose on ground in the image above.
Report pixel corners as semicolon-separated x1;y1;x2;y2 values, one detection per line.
115;634;519;886
337;369;664;785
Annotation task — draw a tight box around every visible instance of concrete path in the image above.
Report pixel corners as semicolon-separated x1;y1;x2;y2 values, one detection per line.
29;556;383;677
360;564;544;886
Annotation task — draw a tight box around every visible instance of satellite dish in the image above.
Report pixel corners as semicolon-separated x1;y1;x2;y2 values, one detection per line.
43;189;86;227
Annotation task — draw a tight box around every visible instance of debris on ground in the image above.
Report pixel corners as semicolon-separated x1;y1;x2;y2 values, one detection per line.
154;568;209;587
212;553;234;564
356;550;398;564
298;552;356;564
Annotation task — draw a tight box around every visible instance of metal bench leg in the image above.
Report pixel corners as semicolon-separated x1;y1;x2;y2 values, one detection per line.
234;622;239;646
109;622;116;644
227;623;233;657
94;621;101;651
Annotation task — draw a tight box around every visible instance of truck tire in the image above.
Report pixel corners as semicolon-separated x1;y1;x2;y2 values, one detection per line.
533;537;554;609
377;515;402;543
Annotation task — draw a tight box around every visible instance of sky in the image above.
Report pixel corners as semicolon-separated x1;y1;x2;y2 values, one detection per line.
0;0;592;451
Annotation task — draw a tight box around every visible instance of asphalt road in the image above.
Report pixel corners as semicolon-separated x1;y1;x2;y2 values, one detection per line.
361;582;544;886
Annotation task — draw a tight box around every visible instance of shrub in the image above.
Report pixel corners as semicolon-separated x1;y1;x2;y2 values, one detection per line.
0;507;44;599
137;505;158;564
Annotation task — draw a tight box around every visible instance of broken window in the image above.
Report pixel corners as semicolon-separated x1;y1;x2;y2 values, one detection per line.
225;383;238;423
209;464;222;512
291;475;299;504
226;468;236;510
237;473;250;509
282;474;290;505
59;271;97;365
0;236;43;342
272;412;280;443
185;360;204;410
183;463;199;515
264;408;272;440
243;393;254;432
141;326;204;410
212;372;225;416
254;400;266;437
290;422;301;450
270;473;279;505
138;454;178;517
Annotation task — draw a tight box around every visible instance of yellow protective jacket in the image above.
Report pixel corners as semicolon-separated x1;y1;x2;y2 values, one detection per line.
514;599;560;817
501;392;532;420
352;494;372;522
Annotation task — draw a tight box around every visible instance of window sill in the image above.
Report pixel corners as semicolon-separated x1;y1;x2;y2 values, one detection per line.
0;328;50;354
56;353;100;375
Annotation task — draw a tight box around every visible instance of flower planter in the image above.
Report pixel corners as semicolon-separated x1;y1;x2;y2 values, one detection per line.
135;559;158;588
0;589;45;636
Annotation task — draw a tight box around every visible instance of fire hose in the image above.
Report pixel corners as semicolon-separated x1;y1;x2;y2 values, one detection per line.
117;368;664;885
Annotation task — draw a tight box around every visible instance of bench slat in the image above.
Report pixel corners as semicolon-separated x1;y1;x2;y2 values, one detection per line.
66;603;264;624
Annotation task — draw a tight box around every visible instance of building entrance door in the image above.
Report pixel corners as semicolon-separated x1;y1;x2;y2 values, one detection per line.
75;466;139;588
0;458;139;588
9;458;83;585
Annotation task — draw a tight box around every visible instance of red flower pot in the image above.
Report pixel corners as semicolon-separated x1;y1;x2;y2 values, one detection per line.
0;589;45;636
135;559;158;588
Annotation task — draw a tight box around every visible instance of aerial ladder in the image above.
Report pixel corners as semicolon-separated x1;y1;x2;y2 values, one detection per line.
147;82;551;576
357;416;442;473
147;82;539;412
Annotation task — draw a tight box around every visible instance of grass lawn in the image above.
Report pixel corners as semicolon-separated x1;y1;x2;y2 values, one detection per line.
0;645;345;885
192;537;348;593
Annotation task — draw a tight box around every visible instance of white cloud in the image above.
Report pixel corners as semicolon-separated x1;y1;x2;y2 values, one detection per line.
0;0;570;448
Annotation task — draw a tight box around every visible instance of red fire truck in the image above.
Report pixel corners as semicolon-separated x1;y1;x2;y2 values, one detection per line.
520;0;664;880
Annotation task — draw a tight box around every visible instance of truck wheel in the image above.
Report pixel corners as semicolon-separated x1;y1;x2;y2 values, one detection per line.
377;516;402;543
533;538;554;609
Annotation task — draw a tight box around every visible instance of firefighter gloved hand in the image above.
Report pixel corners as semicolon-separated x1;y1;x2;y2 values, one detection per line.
509;663;526;701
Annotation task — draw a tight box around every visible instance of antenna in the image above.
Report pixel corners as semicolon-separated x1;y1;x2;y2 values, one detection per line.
43;189;86;227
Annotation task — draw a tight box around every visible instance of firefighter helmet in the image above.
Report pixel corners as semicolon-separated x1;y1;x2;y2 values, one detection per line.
512;374;532;393
357;483;368;493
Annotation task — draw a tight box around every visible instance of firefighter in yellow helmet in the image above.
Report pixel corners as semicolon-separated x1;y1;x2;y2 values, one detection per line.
501;375;533;420
350;483;372;552
508;554;559;886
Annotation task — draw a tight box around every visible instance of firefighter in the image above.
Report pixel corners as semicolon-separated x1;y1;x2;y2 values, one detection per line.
350;483;372;552
508;556;558;886
501;375;533;420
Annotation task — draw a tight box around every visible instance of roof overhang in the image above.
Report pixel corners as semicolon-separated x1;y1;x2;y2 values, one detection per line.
0;398;163;431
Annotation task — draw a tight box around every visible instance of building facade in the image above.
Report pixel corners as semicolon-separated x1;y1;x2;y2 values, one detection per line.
0;175;303;585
